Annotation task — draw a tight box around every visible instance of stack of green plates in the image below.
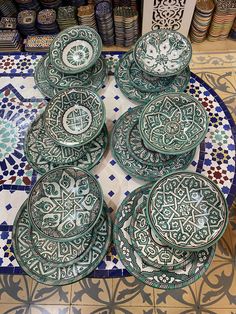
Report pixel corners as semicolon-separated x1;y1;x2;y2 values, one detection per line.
34;25;108;99
114;170;229;289
115;29;192;105
13;165;112;285
111;92;208;181
24;87;108;174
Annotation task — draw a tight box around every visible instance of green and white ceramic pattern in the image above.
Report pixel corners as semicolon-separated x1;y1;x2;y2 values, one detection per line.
113;184;216;289
34;56;62;99
134;29;192;77
46;55;107;92
28;165;104;240
49;26;102;74
44;88;105;147
115;51;190;105
129;60;176;93
147;171;229;251
111;106;195;181
129;185;192;270
12;201;111;285
139;93;209;155
24;116;108;175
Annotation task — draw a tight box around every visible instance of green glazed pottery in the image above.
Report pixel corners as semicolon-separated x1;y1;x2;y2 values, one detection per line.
12;200;111;285
44;88;106;147
129;184;192;270
27;165;104;241
49;26;102;74
134;29;192;77
113;184;216;289
147;171;229;251
115;51;190;105
24;115;108;175
111;106;196;181
139;92;209;155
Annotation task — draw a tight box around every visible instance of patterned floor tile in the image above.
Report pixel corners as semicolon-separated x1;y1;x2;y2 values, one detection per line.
156;308;195;314
154;283;196;308
228;219;236;261
29;305;70;314
70;306;112;314
0;275;32;304
195;261;236;309
112;277;154;307
192;39;232;52
30;281;71;304
1;303;30;314
114;307;156;314
214;224;234;262
71;278;112;306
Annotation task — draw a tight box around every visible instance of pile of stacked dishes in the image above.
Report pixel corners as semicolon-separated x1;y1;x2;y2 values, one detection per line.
95;1;115;46
17;10;39;36
57;6;78;31
34;25;107;99
36;9;59;34
115;29;192;105
13;165;111;285
77;4;97;31
114;170;228;289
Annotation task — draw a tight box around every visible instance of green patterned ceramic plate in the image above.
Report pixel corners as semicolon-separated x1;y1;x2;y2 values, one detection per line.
139;92;209;155
114;184;215;289
34;56;63;99
45;55;107;92
129;185;192;270
24;116;108;175
111;106;195;181
134;29;192;77
27;165;104;240
115;51;190;105
49;26;102;74
129;60;176;93
44;88;106;147
12;200;111;285
147;171;229;251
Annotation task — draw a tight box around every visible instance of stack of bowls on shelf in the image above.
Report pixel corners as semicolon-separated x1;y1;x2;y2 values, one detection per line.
15;0;41;11
39;0;62;9
17;10;39;36
115;29;192;105
95;1;115;46
57;6;78;31
37;9;59;34
12;164;112;285
0;0;17;17
34;25;108;99
77;4;97;31
31;26;108;175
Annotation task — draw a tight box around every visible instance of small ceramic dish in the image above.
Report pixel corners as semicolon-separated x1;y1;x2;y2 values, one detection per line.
44;88;106;147
147;171;229;251
27;165;104;241
134;29;192;77
49;25;102;74
139;92;209;155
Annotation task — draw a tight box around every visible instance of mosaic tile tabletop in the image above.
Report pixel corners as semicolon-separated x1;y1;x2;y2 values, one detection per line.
0;52;235;278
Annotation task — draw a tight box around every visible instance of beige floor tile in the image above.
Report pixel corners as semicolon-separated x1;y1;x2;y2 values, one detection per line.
114;307;155;314
71;278;112;306
154;283;196;308
202;309;236;314
155;308;196;314
190;52;236;71
214;223;233;262
228;219;236;260
112;277;154;307
30;280;71;304
192;39;231;52
0;275;32;304
195;261;236;309
29;304;70;314
0;303;30;314
71;305;112;314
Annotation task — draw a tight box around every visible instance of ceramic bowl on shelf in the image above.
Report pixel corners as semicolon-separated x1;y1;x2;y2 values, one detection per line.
146;171;229;251
49;25;102;74
133;29;192;77
27;165;104;241
139;92;209;155
44;87;106;147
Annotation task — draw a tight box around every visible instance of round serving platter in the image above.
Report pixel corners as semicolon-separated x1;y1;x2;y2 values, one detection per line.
114;184;216;289
45;55;107;91
44;88;106;147
115;50;191;105
111;106;196;181
12;200;111;285
27;165;104;241
34;56;62;99
139;92;209;155
133;29;192;77
24;116;108;174
129;184;193;270
49;25;102;74
147;171;229;251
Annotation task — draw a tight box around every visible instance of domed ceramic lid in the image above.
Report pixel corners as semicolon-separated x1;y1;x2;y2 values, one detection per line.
134;29;192;77
147;171;228;251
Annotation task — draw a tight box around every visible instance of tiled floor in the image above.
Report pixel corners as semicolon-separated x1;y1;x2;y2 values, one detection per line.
0;39;236;314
